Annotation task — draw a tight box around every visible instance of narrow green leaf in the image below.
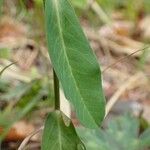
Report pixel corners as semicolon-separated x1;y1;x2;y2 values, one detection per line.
42;111;85;150
44;0;105;128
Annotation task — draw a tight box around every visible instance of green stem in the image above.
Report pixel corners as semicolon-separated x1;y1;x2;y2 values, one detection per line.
53;69;60;110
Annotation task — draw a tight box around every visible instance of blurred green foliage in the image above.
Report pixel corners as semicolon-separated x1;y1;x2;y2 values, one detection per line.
0;77;54;140
0;48;10;59
70;0;87;9
0;0;3;15
77;115;150;150
1;0;150;29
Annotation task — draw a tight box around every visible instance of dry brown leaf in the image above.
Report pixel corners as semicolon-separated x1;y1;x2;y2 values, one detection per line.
0;17;27;40
139;15;150;41
0;121;36;142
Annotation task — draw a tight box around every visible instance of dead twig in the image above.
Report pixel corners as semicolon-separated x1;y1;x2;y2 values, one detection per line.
18;126;44;150
102;46;149;73
105;72;144;117
0;62;16;76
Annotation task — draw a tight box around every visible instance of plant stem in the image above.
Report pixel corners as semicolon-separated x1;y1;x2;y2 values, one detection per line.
53;69;60;110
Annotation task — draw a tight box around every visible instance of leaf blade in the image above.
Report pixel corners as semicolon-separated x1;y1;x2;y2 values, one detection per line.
41;111;85;150
44;0;105;128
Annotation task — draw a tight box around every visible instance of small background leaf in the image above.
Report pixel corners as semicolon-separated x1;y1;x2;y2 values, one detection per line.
77;115;150;150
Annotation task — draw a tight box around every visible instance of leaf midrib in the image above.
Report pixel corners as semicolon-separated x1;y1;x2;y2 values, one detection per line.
53;0;96;126
57;116;62;150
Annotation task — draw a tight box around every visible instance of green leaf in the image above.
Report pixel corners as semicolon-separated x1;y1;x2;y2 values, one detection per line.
44;0;105;128
77;115;147;150
42;111;85;150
